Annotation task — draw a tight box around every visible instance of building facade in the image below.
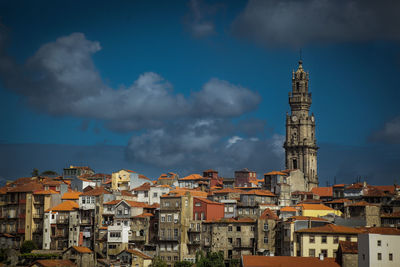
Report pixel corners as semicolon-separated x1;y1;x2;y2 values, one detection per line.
284;60;318;190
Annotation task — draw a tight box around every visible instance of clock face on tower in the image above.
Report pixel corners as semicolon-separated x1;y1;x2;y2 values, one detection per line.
292;115;298;122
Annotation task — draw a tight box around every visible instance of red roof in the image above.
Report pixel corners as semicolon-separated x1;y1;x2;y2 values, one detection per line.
280;206;297;212
194;197;224;205
287;216;329;222
46;201;79;212
297;224;362;234
297;203;334;211
71;246;92;253
123;249;152;259
358;227;400;235
132;183;151;191
260;208;279;220
29;259;76;267
264;171;287;176
242;255;340;267
311;187;333;197
242;189;275;197
325;198;351;204
81;186;110;196
339;241;358;254
179;174;207;181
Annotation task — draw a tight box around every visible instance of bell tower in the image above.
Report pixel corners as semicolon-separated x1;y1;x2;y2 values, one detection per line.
284;60;318;190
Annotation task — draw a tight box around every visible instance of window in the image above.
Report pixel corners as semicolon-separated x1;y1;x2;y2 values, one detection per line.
293;159;298;169
321;250;328;258
174;256;178;261
321;236;327;244
91;197;95;203
377;240;381;246
333;236;339;244
228;238;232;244
195;202;201;207
236;226;241;232
378;253;382;261
251;226;255;231
185;200;188;207
164;202;170;207
309;249;315;257
167;215;172;222
333;250;337;258
201;212;204;220
389;253;393;261
153;192;158;198
264;236;268;244
263;223;268;231
124;221;128;226
228;226;232;232
174;228;178;238
124;208;129;215
309;235;315;243
346;235;351;241
161;215;166;222
144;191;148;198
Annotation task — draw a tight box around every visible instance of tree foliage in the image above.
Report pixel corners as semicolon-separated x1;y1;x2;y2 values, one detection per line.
20;240;37;254
196;251;224;267
31;169;39;177
152;256;168;267
174;260;193;267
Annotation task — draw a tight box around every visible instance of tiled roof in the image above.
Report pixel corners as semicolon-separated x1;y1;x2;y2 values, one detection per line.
339;241;358;254
260;208;279;220
8;182;43;193
33;189;59;195
162;189;208;198
212;188;244;194
179;174;207;181
46;201;79;212
241;189;275;197
81;186;110;196
103;200;121;205
280;206;297;212
296;224;362;234
363;186;391;197
123;249;152;259
381;211;400;218
346;201;379;207
333;184;346;188
194;197;224;205
358;227;400;235
324;198;351;204
203;169;217;173
138;174;150;180
62;191;82;200
297;203;334;211
124;200;152;208
132;183;151;191
29;259;76;267
287;216;329;222
264;171;287;176
373;185;399;194
242;255;340;267
71;246;92;253
346;183;364;190
311;187;333;197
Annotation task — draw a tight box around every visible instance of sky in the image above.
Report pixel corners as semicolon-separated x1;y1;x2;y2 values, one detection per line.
0;0;400;185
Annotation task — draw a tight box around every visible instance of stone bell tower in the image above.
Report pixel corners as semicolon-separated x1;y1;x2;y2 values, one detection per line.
283;60;318;190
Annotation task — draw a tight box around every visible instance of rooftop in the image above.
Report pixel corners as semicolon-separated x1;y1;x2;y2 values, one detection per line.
296;224;361;234
311;187;333;197
242;255;340;267
339;241;358;254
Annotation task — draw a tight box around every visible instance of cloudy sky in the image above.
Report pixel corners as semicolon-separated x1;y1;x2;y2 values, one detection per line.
0;0;399;185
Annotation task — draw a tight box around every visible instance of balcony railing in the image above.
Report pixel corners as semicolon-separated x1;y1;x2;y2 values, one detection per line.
56;218;69;224
159;236;179;241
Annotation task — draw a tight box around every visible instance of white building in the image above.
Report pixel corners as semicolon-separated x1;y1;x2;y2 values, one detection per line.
133;183;171;205
358;228;400;267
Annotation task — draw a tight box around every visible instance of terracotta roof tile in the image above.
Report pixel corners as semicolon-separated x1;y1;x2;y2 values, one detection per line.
179;174;207;181
339;241;358;254
325;198;351;204
62;191;82;200
132;183;151;191
81;186;110;196
242;189;275;197
71;246;92;253
280;206;297;212
358;227;400;235
297;203;334;211
287;216;329;222
8;182;43;193
311;187;333;197
123;249;152;259
242;255;340;267
297;224;362;234
134;213;154;218
260;208;279;220
346;201;379;207
33;189;58;195
194;197;224;205
381;211;400;218
46;201;79;212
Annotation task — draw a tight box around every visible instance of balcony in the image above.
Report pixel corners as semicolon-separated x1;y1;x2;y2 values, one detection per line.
33;213;43;219
56;218;69;224
188;228;201;233
188;240;201;246
159;236;179;241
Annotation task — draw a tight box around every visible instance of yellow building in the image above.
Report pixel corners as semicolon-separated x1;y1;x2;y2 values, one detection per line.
294;224;361;258
297;203;342;217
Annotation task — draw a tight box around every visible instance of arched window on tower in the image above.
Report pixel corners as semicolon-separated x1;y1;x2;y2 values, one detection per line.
296;82;299;91
293;159;298;169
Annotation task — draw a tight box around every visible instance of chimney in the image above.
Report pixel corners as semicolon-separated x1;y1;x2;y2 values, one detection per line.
319;253;324;261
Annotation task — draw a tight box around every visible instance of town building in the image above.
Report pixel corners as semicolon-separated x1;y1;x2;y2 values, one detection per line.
62;246;95;267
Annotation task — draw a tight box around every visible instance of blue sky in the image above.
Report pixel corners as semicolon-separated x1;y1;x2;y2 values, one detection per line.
0;0;399;185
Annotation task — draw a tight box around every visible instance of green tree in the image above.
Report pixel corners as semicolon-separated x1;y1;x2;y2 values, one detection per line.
152;256;167;267
229;258;239;267
20;240;37;254
174;261;193;267
31;169;39;177
196;251;224;267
